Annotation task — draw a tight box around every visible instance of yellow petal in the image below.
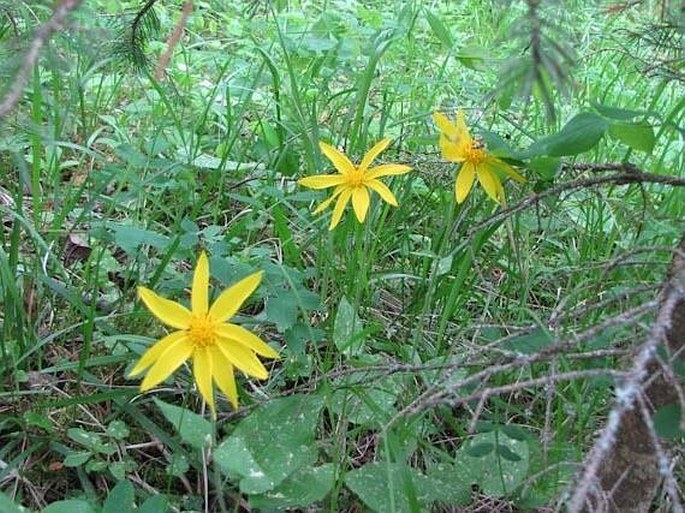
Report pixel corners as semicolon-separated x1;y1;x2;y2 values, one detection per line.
432;111;458;140
477;166;503;204
211;347;239;409
193;346;215;413
351;187;370;223
456;162;476;203
495;177;506;203
359;138;391;172
366;164;412;180
192;252;209;316
216;340;269;380
298;174;347;189
140;337;194;391
488;157;526;184
455;110;472;143
209;271;263;323
138;287;192;330
313;185;346;214
330;188;353;230
366;179;398;206
319;141;355;175
216;323;280;358
439;135;465;162
128;331;188;377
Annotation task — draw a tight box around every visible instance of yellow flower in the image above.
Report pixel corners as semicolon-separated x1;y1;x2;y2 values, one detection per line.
299;139;412;230
433;110;525;204
129;252;279;415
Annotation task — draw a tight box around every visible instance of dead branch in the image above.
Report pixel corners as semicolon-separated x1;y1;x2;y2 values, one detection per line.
154;1;193;81
568;236;685;513
467;169;685;240
0;0;83;121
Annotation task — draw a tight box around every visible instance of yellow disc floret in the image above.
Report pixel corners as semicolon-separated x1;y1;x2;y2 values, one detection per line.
464;143;487;165
188;315;217;347
346;168;366;187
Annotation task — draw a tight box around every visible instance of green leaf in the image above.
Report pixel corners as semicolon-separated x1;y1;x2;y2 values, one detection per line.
86;460;108;473
333;297;365;356
249;464;335;510
166;454;189;477
456;431;529;497
346;461;470;512
214;394;324;495
330;376;399;427
591;101;644;120
501;328;553;355
528;112;608;157
608;121;655;153
345;462;415;513
139;494;168;513
63;452;92;467
501;424;530;441
424;462;473;506
154;399;212;450
67;428;116;455
106;420;129;440
528;156;561;181
265;291;299;332
103;480;135;513
465;442;494;457
110;223;170;254
455;45;489;71
67;428;101;449
23;411;52;431
425;11;454;48
42;500;97;513
653;404;684;439
496;444;523;462
108;461;128;480
0;492;27;513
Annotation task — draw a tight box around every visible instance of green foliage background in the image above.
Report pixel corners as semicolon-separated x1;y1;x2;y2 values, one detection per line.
0;0;683;511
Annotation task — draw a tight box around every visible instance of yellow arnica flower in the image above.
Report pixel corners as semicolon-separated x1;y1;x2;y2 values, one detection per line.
433;111;526;204
129;252;279;415
299;139;412;230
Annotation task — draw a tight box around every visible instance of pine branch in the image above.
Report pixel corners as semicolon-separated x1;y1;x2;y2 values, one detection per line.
111;0;162;71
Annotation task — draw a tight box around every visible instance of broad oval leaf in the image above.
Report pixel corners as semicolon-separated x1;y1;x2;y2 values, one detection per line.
608;121;655;154
214;394;324;495
528;112;608;157
42;500;97;513
103;480;135;513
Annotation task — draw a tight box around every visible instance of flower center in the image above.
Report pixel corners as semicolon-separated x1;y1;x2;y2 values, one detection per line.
188;315;217;347
465;142;487;164
346;168;366;187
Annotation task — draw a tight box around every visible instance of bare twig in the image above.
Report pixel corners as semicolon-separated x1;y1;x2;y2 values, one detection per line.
0;0;83;121
155;1;193;81
568;239;685;512
468;170;685;239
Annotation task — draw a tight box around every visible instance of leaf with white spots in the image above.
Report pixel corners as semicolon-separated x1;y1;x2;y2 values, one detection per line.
214;394;323;495
455;430;529;497
249;463;335;510
346;461;471;512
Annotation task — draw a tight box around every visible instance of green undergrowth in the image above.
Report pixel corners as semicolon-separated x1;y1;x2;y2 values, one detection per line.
1;1;683;512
